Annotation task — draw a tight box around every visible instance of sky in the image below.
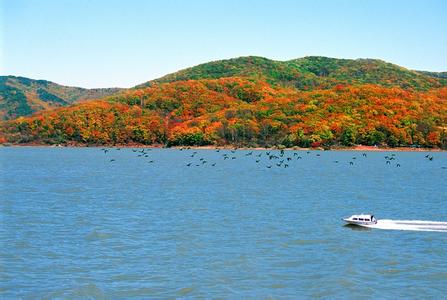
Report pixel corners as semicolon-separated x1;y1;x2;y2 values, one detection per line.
1;0;447;88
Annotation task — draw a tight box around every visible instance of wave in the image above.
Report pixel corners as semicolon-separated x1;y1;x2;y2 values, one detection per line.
365;219;447;232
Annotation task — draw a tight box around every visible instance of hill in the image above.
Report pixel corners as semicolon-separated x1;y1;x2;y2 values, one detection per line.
136;56;447;91
0;76;122;120
1;56;446;149
2;77;446;148
2;57;445;122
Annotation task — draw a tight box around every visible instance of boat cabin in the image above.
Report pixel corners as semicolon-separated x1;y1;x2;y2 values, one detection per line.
343;214;377;225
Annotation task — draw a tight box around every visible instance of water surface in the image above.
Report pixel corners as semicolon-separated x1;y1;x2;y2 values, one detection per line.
1;147;446;298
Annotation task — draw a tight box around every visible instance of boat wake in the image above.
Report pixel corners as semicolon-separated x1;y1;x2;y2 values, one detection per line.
364;219;447;232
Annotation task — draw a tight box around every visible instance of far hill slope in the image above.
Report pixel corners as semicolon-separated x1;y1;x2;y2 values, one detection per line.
136;56;447;91
415;70;447;79
0;76;122;120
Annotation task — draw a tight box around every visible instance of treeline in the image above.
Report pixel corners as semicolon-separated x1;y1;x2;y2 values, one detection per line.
1;78;446;148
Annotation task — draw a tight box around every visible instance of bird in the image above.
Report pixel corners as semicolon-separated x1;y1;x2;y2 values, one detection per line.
266;165;272;168
349;161;354;165
231;157;236;159
256;160;260;163
386;161;391;164
287;157;292;161
428;156;434;161
148;160;154;163
186;163;191;166
211;163;216;166
284;164;289;168
110;159;115;162
396;164;401;167
362;153;367;157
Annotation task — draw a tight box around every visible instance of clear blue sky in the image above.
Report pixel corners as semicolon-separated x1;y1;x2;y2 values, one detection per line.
1;0;446;88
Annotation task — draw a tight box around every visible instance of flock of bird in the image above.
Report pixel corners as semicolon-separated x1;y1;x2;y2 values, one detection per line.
100;147;440;169
101;147;154;163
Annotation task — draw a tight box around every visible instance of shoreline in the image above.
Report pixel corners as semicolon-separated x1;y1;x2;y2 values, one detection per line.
1;143;444;152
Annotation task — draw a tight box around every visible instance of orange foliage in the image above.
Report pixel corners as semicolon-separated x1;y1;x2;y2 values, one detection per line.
2;78;446;148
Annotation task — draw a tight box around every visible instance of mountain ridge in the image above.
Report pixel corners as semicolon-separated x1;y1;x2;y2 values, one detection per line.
136;56;447;91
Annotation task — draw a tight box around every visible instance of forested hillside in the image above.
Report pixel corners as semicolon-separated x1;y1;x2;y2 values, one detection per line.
2;77;446;148
0;76;122;120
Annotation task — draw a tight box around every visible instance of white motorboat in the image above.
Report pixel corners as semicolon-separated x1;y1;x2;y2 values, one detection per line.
343;214;377;226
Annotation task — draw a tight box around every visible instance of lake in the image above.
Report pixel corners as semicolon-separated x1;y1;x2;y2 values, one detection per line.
1;147;446;298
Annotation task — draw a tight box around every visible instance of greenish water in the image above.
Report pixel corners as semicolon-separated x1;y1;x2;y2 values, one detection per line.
1;147;446;298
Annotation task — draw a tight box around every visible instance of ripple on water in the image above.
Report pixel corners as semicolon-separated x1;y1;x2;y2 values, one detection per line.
42;284;106;300
84;230;114;241
177;287;195;296
290;239;328;245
